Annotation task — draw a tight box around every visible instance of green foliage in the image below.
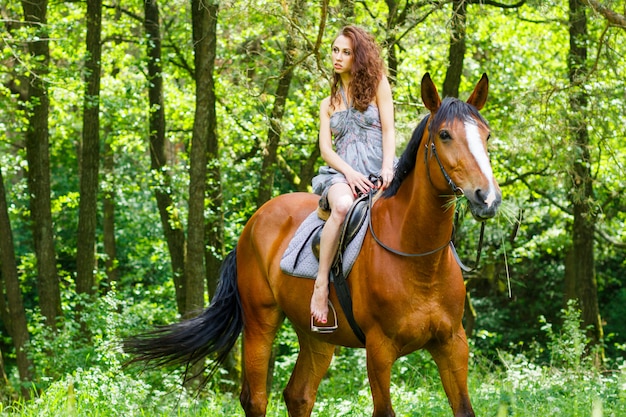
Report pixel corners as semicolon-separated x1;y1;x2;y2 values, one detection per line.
3;305;626;416
25;286;176;388
539;299;590;370
1;0;626;413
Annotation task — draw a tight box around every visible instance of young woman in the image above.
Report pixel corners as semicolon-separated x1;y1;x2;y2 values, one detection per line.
310;26;396;327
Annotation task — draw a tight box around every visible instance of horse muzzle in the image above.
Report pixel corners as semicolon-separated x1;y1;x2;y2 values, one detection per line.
465;187;501;221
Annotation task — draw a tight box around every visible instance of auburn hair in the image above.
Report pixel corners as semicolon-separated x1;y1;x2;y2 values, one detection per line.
330;26;385;112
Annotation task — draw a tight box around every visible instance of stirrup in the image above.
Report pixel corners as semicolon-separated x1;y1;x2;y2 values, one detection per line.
311;300;338;334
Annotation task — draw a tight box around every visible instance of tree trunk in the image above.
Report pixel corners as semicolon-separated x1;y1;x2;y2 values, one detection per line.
200;3;223;300
186;0;220;315
0;165;34;397
442;0;467;98
144;0;187;313
565;0;603;351
76;0;102;296
338;0;355;22
255;0;306;207
102;136;118;289
294;145;320;192
384;0;400;82
21;0;61;329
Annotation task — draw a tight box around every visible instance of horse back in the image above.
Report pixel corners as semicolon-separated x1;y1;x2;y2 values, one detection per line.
239;192;318;264
236;192;318;311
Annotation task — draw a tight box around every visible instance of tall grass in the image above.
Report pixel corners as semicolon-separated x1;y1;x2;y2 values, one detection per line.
2;295;625;416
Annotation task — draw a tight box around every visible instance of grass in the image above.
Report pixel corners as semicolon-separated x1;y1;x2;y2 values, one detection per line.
2;296;625;416
2;347;624;416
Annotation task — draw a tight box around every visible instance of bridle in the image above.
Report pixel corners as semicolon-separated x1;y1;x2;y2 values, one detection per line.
426;140;463;196
367;119;485;271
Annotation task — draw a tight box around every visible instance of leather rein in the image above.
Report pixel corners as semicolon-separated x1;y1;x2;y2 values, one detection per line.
367;131;485;272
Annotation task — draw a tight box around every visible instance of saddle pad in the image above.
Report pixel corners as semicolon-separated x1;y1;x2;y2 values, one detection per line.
280;210;369;280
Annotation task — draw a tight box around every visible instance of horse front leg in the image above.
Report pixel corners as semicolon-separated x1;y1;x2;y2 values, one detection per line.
282;333;335;417
366;338;397;417
427;327;475;417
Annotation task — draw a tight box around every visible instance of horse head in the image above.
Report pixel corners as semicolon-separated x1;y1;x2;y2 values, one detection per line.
421;73;501;221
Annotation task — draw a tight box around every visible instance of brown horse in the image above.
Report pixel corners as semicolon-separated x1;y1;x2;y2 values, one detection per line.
125;73;501;417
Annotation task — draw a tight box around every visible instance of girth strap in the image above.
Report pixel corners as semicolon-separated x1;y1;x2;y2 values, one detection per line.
331;254;366;344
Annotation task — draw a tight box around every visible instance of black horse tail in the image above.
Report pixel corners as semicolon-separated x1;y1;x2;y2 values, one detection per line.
124;249;242;379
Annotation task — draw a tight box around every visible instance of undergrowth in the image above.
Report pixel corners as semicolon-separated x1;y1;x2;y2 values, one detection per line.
1;294;625;416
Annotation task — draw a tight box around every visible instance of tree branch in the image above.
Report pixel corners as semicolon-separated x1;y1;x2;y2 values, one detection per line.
581;0;626;29
501;165;572;214
596;228;626;249
469;0;526;9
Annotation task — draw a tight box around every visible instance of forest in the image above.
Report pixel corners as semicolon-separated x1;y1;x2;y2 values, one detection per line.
1;0;625;416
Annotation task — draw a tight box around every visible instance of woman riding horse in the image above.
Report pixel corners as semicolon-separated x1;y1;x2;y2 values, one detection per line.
125;72;501;417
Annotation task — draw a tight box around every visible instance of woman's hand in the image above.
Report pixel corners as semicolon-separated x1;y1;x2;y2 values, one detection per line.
379;166;394;190
344;168;375;196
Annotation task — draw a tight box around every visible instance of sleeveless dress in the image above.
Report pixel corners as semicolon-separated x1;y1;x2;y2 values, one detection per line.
312;89;386;206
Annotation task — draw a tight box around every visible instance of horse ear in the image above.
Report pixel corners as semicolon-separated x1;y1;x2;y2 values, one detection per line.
421;73;441;112
466;73;489;110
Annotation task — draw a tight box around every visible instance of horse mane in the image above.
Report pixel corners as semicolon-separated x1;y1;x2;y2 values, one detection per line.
382;97;490;199
382;114;429;198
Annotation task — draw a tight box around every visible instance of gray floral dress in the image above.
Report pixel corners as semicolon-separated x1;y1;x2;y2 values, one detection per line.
312;89;386;205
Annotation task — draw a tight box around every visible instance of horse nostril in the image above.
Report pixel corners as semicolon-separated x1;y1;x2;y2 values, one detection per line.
475;189;486;204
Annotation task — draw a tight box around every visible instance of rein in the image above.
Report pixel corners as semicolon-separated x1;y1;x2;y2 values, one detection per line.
367;194;450;258
367;127;487;271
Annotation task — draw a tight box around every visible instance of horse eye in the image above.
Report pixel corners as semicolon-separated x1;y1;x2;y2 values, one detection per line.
487;133;492;141
439;130;451;141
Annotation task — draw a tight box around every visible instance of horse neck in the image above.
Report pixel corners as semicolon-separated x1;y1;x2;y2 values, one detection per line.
378;150;455;253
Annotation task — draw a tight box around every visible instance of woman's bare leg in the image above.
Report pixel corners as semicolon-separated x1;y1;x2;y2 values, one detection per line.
311;183;354;323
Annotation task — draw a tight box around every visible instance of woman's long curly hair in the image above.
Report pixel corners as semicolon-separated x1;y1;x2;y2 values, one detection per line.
330;26;385;112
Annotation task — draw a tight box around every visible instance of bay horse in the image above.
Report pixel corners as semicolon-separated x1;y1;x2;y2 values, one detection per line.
125;73;501;417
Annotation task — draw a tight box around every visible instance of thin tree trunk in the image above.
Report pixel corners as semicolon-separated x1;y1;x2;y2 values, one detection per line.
0;165;34;397
384;0;400;82
442;0;467;98
103;136;118;289
0;347;8;388
186;0;217;315
565;0;603;352
21;0;61;329
200;3;223;300
144;0;187;313
295;146;320;192
76;0;102;296
255;0;306;207
338;0;355;24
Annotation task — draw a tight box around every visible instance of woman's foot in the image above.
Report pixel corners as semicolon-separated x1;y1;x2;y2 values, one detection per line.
310;283;329;324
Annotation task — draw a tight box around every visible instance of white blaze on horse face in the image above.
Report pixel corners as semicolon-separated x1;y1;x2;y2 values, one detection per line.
464;120;498;207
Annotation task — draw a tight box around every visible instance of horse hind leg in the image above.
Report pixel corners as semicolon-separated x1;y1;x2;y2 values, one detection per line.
427;327;475;417
283;334;335;417
239;306;284;417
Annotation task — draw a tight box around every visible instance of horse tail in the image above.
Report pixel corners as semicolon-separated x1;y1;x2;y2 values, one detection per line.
124;249;242;379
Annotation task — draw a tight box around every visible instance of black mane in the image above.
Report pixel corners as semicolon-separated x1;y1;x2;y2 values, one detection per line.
382;114;429;198
382;97;489;198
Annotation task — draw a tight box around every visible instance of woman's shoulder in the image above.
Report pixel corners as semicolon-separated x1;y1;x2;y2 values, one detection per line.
377;74;391;91
320;96;333;117
375;74;393;105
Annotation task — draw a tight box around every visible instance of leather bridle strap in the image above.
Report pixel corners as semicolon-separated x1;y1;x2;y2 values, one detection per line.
367;193;450;258
427;140;463;195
